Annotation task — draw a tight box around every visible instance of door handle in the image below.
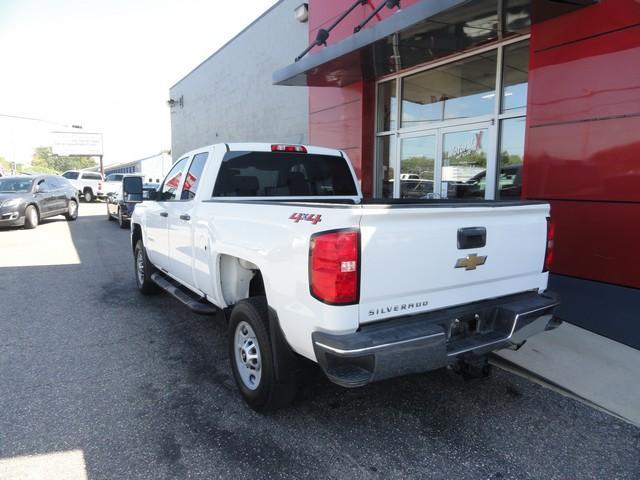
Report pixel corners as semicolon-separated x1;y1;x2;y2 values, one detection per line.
179;214;191;221
160;211;168;217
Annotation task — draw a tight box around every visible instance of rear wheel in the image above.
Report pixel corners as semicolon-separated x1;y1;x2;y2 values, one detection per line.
134;240;159;295
107;203;114;221
24;205;39;229
83;189;93;203
228;297;297;412
65;199;78;221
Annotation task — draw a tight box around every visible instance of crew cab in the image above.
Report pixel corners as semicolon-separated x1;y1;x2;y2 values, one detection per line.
126;143;560;411
62;170;105;202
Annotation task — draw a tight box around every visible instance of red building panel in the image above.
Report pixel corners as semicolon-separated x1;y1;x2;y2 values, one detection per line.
524;116;640;202
525;0;640;288
528;25;640;126
549;201;640;288
531;0;640;52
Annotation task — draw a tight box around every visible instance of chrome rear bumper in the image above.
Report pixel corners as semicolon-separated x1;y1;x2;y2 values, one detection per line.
313;291;560;388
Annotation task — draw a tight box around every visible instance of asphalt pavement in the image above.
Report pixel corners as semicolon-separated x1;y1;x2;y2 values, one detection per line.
1;202;638;479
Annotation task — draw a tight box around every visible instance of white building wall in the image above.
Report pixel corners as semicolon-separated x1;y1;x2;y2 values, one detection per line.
169;0;309;160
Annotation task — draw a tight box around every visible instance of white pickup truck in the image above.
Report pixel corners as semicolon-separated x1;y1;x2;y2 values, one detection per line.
125;143;559;411
62;170;105;202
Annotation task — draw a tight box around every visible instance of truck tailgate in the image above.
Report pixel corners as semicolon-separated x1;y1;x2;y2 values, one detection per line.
358;203;549;324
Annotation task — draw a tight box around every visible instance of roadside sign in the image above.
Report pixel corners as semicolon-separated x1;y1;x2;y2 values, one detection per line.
52;131;103;156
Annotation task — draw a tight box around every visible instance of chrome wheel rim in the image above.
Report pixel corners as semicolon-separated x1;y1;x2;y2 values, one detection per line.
136;249;145;286
69;201;77;217
234;321;262;390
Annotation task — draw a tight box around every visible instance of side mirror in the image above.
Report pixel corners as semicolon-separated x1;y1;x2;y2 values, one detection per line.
123;176;144;203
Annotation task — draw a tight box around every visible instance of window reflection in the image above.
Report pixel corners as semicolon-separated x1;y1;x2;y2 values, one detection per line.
502;40;529;112
376;135;395;198
442;128;488;200
400;135;435;198
376;80;397;132
401;51;497;127
497;117;525;199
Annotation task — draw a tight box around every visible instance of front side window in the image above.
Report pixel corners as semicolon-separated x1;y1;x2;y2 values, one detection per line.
63;172;79;180
160;157;189;201
213;152;357;197
181;152;208;200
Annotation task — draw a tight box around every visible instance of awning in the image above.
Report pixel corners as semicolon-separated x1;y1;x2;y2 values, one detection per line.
273;0;597;87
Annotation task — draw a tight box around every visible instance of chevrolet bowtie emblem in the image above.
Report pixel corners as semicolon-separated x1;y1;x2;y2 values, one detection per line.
455;253;487;270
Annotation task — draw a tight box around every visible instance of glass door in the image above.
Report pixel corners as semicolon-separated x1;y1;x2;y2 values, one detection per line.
439;123;493;200
395;122;493;200
397;133;437;199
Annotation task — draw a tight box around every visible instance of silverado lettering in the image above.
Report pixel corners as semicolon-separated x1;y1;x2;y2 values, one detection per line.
368;301;429;317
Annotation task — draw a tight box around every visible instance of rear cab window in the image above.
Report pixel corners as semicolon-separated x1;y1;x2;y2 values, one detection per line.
82;173;102;180
212;151;357;197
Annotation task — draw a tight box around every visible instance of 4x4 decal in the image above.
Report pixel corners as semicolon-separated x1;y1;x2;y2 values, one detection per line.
289;212;322;225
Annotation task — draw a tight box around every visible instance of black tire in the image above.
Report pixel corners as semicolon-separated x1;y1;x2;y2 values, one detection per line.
228;297;297;412
65;199;78;221
134;240;159;295
118;208;128;229
83;189;94;203
24;205;39;229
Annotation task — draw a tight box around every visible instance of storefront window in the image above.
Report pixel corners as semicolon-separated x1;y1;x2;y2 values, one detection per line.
376;135;395;198
401;51;497;127
375;39;529;201
502;40;529;112
497;117;525;199
376;80;397;132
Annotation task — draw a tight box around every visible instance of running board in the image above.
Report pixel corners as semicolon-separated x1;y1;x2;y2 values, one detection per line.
150;272;219;315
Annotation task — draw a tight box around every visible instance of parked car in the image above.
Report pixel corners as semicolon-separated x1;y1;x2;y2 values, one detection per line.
106;177;158;228
126;143;559;411
61;170;105;202
0;175;79;229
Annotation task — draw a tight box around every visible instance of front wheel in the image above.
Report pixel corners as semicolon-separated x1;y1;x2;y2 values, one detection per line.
134;240;159;295
65;199;78;221
228;297;297;412
118;208;128;229
83;189;93;203
24;205;39;229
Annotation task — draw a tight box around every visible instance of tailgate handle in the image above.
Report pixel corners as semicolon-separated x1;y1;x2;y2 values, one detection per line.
458;227;486;249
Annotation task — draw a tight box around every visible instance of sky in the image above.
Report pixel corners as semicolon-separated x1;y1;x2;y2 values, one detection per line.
0;0;277;166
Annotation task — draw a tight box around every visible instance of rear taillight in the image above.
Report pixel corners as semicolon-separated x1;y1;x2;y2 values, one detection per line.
309;229;360;305
271;144;307;153
544;217;555;272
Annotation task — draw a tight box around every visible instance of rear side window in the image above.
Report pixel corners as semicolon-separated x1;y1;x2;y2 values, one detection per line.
63;172;79;180
212;151;357;197
181;152;208;200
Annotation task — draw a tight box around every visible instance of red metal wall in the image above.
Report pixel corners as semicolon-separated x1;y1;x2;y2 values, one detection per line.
307;1;419;195
524;0;640;288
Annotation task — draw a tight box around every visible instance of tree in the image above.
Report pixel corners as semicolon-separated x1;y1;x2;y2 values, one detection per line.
31;147;97;173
